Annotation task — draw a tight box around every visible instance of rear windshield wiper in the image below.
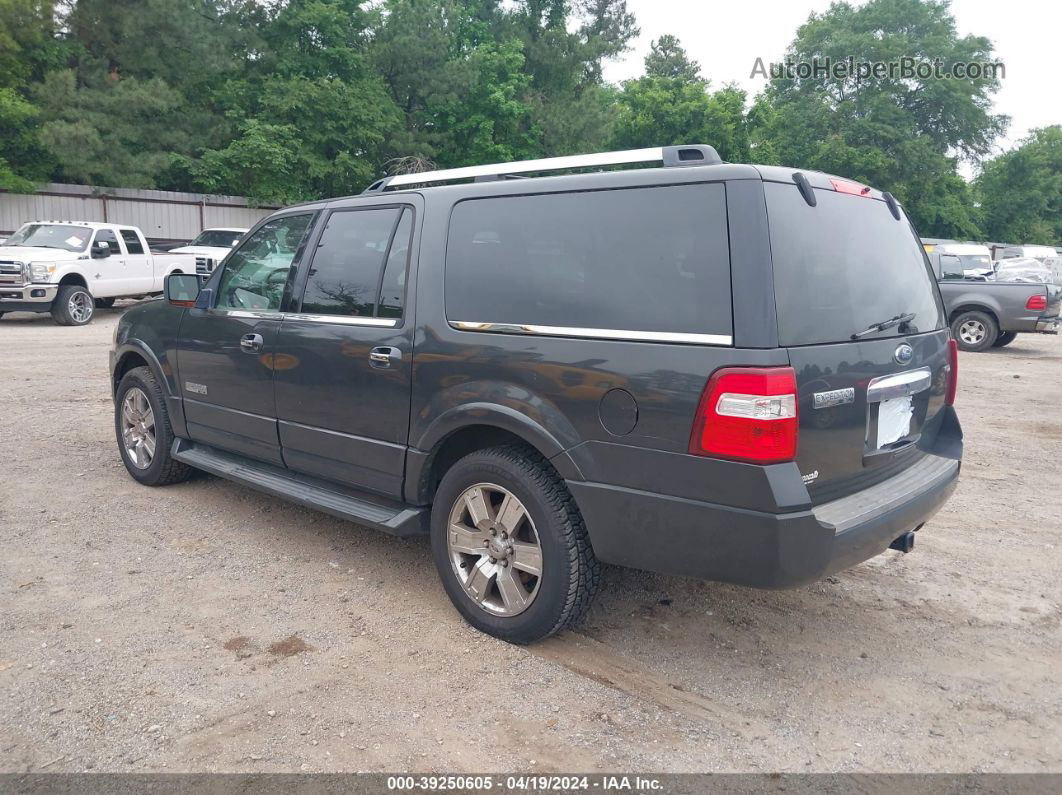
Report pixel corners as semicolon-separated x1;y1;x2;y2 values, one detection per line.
850;312;916;340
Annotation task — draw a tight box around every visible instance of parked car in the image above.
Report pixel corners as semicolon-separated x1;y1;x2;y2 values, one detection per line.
991;243;1059;261
168;227;248;276
921;242;993;279
111;146;964;643
927;251;1061;350
0;222;198;325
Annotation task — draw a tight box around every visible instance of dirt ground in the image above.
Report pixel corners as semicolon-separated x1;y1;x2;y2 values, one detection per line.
1;304;1060;774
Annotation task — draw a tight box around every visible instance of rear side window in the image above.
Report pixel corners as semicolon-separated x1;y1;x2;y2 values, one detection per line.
120;229;144;254
445;184;732;337
765;183;944;346
299;207;405;318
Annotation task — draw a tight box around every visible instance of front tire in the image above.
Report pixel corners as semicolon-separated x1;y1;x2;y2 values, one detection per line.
951;310;998;352
992;331;1018;348
115;366;193;486
430;446;600;644
51;284;94;326
95;297;116;309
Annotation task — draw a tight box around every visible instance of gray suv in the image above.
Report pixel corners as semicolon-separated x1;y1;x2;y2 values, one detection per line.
110;145;963;643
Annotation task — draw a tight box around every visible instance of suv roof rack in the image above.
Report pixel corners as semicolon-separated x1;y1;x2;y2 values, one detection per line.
362;144;722;193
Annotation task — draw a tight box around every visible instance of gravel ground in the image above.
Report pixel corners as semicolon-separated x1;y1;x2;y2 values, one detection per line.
1;304;1060;774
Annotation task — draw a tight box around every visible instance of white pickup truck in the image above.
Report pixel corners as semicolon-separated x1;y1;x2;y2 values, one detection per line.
0;221;198;325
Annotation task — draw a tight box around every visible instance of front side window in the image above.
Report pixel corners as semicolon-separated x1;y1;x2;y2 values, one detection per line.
444;185;732;336
216;214;313;311
94;229;122;255
120;229;144;254
298;207;408;318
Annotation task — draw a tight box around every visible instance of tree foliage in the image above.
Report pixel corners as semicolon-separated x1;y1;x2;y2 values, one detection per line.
976;127;1062;244
749;0;1006;237
612;36;750;162
0;0;1043;246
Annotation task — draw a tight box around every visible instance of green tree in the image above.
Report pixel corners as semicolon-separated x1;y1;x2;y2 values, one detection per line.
750;0;1005;237
976;126;1062;245
612;36;750;162
34;69;193;187
507;0;637;154
643;34;699;81
193;0;400;201
0;0;61;188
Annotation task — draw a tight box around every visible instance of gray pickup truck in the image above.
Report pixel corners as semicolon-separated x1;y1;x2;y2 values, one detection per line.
928;252;1061;351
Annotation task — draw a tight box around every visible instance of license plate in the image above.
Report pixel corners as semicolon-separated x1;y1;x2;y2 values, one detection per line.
876;395;913;448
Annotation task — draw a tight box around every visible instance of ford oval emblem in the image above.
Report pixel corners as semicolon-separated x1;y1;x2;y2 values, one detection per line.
894;343;914;365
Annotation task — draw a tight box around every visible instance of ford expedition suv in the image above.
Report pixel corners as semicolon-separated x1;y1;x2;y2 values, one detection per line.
110;146;963;643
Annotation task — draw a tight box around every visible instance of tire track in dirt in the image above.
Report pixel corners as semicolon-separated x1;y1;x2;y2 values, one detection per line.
532;632;765;739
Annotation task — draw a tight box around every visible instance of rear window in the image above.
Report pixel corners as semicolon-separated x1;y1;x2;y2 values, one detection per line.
445;184;732;338
766;183;944;346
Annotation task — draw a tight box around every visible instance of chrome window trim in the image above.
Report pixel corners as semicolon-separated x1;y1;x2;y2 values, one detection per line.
209;308;281;319
203;308;398;327
865;367;932;403
284;312;398;327
449;321;732;346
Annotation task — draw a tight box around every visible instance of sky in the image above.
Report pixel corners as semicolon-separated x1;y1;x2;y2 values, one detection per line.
601;0;1059;175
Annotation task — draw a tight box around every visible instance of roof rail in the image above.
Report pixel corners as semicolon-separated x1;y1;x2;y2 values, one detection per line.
362;145;722;193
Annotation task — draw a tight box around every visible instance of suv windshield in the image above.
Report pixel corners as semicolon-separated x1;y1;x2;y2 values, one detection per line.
6;224;92;253
765;183;944;346
190;229;243;248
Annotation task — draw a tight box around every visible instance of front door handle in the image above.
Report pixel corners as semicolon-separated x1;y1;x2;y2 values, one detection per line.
240;333;264;353
369;346;402;368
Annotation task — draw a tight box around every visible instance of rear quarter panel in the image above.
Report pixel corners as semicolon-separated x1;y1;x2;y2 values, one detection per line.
938;281;1049;332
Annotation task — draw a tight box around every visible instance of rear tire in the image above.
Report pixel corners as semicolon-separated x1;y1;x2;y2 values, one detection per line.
430;445;600;644
51;284;94;326
950;310;997;352
115;366;193;486
992;331;1017;348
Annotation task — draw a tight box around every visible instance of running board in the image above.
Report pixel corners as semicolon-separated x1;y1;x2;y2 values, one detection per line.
171;439;428;537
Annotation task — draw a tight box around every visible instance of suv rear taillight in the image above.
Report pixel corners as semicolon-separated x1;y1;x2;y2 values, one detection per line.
689;367;799;464
1026;294;1048;311
945;338;958;405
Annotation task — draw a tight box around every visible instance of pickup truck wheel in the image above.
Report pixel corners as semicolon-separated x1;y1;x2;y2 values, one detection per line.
95;297;115;309
950;310;998;352
51;284;94;326
992;331;1018;348
430;445;600;644
115;366;193;486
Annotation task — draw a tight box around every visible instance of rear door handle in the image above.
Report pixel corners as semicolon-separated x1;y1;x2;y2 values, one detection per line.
369;346;402;368
240;333;264;353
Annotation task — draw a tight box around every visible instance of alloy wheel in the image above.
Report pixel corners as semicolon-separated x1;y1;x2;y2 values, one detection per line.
69;291;93;323
121;386;156;469
446;483;543;617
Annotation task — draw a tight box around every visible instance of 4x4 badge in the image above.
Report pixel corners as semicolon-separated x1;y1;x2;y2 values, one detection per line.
894;343;914;364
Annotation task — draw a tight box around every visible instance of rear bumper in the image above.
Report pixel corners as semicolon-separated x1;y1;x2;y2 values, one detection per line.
568;453;960;589
1035;317;1059;334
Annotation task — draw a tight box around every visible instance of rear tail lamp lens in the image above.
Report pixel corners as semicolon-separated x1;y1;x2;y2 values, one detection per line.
945;338;958;405
1026;294;1048;311
689;367;799;464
